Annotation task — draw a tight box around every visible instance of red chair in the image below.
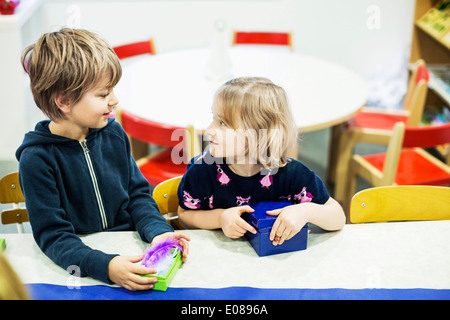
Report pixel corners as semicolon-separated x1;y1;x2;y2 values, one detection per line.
232;31;292;50
348;60;429;130
332;60;430;201
343;122;450;216
113;39;155;59
116;109;199;186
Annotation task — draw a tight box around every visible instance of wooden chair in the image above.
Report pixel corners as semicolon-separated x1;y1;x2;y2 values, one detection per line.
343;121;450;217
350;185;450;223
232;31;292;50
332;60;430;201
153;176;184;229
0;172;28;233
351;60;429;129
113;39;155;59
116;109;200;186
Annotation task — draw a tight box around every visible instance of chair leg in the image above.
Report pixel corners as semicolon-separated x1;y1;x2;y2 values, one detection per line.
343;160;359;222
327;124;343;184
334;129;355;203
16;223;25;234
130;137;149;159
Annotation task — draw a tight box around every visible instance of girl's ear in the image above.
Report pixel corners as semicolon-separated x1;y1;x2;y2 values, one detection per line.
54;93;71;113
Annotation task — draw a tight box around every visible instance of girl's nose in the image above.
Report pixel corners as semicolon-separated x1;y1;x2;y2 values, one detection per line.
205;122;215;138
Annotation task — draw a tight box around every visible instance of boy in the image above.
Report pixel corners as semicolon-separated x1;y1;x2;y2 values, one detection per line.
16;28;189;291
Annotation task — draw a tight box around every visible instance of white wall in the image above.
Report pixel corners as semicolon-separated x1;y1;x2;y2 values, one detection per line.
41;0;415;75
0;0;415;160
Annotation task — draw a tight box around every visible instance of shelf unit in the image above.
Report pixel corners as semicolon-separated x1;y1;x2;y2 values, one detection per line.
411;0;450;117
410;0;450;160
411;0;450;103
411;0;450;64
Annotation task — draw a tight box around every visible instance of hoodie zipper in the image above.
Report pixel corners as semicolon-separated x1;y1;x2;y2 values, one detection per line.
80;140;108;230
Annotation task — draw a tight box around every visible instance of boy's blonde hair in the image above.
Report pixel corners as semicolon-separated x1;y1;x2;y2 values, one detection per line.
214;77;298;169
21;28;122;120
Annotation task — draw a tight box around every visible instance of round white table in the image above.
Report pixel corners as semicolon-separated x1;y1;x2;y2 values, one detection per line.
115;47;367;133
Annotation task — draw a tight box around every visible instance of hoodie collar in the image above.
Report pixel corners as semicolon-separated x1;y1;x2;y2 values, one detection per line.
15;118;115;161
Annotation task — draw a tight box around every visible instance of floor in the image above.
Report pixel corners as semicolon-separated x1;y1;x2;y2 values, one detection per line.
0;127;380;234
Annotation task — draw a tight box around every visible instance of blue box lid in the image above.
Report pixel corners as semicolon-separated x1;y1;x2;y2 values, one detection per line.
244;201;293;229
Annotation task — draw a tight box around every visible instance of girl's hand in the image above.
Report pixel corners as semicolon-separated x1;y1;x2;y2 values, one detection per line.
151;232;191;262
219;205;257;239
267;204;309;246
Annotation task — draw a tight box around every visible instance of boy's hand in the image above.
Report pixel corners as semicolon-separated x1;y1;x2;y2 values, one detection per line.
267;205;308;246
219;205;257;239
151;232;191;262
107;255;158;291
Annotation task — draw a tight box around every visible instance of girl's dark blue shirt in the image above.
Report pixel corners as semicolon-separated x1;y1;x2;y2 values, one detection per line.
178;152;330;210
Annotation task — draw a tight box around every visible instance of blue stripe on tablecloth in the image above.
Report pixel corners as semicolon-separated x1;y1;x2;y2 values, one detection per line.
27;284;450;300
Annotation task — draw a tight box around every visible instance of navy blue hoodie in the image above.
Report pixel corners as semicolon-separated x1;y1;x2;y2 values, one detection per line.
15;118;173;283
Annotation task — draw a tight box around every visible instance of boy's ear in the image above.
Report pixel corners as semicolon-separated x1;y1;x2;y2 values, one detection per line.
54;93;71;113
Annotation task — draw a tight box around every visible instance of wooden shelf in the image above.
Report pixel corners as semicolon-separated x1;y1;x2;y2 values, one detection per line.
415;1;450;51
411;0;450;108
410;0;450;162
428;64;450;105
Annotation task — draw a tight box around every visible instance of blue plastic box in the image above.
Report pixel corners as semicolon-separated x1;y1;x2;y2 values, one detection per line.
242;201;308;256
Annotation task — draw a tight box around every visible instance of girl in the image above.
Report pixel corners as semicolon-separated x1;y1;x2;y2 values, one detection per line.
177;77;345;245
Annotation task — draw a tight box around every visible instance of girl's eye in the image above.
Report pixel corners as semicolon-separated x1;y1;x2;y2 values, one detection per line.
100;93;110;98
219;121;226;126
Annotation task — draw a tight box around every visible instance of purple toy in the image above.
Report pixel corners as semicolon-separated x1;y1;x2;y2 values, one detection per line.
142;238;183;269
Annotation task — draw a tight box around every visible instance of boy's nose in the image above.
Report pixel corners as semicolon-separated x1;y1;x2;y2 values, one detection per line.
109;90;119;106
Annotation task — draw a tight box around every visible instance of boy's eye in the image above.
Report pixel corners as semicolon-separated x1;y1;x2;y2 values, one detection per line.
100;93;109;98
219;121;227;126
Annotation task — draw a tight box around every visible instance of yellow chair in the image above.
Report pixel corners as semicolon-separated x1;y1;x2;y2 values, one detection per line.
0;172;28;233
153;176;184;229
350;185;450;223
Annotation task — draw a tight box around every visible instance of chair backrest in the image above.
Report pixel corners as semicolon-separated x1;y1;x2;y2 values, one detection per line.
378;122;450;183
153;176;182;214
153;176;184;229
350;185;450;223
0;172;24;204
402;121;450;149
377;122;406;184
119;109;185;148
405;79;428;126
403;59;429;126
113;39;155;59
0;172;28;233
232;31;292;49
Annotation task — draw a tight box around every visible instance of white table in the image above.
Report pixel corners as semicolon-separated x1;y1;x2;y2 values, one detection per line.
2;221;450;299
115;47;367;133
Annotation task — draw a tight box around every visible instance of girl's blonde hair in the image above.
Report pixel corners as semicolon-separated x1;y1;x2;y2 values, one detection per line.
21;28;122;120
214;77;298;169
